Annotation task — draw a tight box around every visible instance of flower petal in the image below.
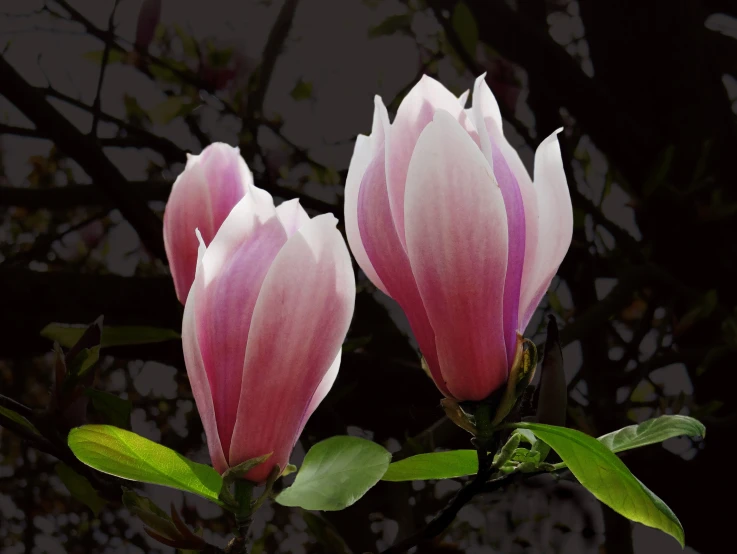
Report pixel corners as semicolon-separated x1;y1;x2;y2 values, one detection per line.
163;160;214;303
387;75;466;249
357;142;449;397
404;110;509;402
197;187;288;459
344;99;389;295
182;231;227;473
276;198;310;237
471;75;526;360
519;129;573;330
294;349;342;442
229;214;355;483
200;143;253;227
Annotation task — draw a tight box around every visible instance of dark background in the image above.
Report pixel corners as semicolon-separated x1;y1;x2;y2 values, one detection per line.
0;0;732;552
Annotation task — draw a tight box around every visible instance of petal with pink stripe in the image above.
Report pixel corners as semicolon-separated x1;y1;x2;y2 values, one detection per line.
229;215;355;483
197;188;288;459
404;110;509;402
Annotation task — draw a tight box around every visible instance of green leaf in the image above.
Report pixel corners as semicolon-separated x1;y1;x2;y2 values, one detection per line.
42;324;180;349
368;14;413;38
382;450;477;482
597;415;705;454
512;422;685;546
0;405;40;435
513;428;538;446
122;489;180;540
173;25;198;59
451;2;478;56
219;453;272;508
55;463;107;516
83;49;126;65
149;96;196;124
290;79;313;101
68;425;223;504
275;436;390;511
206;45;233;68
303;512;350;554
643;145;675;198
85;389;132;429
67;346;100;377
546;290;564;316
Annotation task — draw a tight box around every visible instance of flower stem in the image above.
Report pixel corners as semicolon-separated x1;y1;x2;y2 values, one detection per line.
225;480;254;554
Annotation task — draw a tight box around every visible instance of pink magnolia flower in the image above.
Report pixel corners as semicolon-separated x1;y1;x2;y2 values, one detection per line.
164;143;251;304
181;182;355;483
344;74;573;403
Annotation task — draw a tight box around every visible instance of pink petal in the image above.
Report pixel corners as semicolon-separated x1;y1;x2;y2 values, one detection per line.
276;198;310;237
164;160;214;304
163;143;252;304
197;187;288;459
357;142;449;397
229;214;355;483
344;99;389;295
199;143;253;227
471;75;526;361
458;89;470;107
387;75;466;249
295;350;342;441
182;232;227;473
519;129;573;330
404;110;509;402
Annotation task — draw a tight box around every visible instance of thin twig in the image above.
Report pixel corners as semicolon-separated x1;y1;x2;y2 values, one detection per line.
380;468;551;553
90;0;120;137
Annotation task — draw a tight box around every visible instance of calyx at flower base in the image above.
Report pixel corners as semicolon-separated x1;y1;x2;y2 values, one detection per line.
440;333;538;443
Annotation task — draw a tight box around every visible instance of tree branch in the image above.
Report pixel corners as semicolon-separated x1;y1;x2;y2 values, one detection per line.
90;0;120;136
380;470;550;553
427;0;661;181
0;55;167;259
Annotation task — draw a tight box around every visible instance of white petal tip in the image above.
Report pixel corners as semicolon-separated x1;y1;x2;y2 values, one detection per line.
194;227;205;248
541;128;565;146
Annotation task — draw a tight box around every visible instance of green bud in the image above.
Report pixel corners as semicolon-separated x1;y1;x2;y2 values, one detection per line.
490;335;538;427
493;433;521;468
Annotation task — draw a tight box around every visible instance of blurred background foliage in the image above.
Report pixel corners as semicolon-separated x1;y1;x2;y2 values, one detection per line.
0;0;734;552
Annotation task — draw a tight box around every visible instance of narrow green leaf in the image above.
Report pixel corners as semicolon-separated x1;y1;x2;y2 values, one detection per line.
451;2;478;56
56;463;107;515
303;512;350;554
173;25;198;59
368;14;413;38
221;453;272;483
597;415;704;454
290;79;313;101
512;422;685;546
149;96;196;124
0;405;40;435
122;489;180;540
68;425;223;504
42;324;180;348
67;346;100;377
85;389;132;429
82;49;126;64
382;450;477;482
275;436;390;511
